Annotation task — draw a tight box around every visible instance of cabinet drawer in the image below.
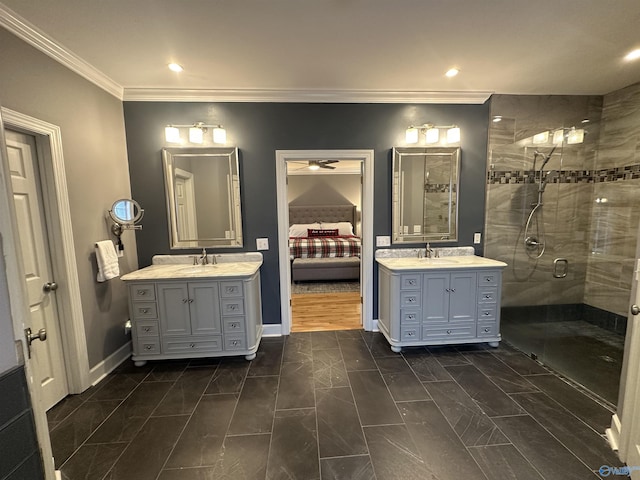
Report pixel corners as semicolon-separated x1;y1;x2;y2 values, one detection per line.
136;320;159;337
220;281;243;298
478;287;498;304
479;272;499;286
477;322;498;337
400;291;421;308
130;284;156;301
221;298;244;316
400;274;421;290
478;304;498;321
400;309;421;324
400;326;420;341
136;337;160;355
224;335;247;351
223;317;246;334
162;336;223;354
132;302;158;319
423;325;475;340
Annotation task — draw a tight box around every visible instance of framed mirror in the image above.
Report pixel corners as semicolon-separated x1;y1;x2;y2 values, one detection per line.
392;147;460;244
162;147;243;248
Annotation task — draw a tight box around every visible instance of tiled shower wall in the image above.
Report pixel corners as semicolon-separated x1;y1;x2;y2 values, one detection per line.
486;89;640;317
584;82;640;316
485;95;602;309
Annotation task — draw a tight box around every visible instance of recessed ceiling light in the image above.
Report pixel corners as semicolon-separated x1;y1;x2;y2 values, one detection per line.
493;115;503;123
445;68;459;78
624;49;640;61
168;63;183;72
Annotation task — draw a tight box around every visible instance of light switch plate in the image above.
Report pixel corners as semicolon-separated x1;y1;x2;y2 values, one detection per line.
473;233;482;244
376;236;391;247
413;225;422;234
256;238;269;250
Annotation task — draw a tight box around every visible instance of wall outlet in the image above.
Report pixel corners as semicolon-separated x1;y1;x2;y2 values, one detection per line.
256;238;269;250
473;232;482;244
376;236;391;247
413;225;422;234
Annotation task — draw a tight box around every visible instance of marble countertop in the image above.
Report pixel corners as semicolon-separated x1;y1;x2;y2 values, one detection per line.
121;261;262;281
376;255;507;272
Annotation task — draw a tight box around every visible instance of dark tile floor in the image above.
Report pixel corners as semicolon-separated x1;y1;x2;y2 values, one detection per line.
48;331;622;480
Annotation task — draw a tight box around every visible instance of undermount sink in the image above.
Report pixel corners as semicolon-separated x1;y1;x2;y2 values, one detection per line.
419;258;459;264
178;265;219;274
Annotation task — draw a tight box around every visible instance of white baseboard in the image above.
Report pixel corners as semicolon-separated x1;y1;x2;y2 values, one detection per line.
371;319;379;332
262;324;283;337
88;341;132;386
607;414;622;452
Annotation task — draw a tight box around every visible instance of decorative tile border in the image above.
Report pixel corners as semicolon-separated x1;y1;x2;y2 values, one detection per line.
425;183;456;193
487;164;640;184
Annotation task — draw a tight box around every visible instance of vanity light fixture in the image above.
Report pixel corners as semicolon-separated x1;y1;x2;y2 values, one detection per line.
406;123;461;145
164;123;227;144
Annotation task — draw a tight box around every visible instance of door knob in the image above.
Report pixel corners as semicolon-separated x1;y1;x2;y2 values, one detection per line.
24;327;47;358
43;282;58;292
632;304;640;316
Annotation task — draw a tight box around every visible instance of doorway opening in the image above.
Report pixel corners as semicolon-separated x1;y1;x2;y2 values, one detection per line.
275;150;374;335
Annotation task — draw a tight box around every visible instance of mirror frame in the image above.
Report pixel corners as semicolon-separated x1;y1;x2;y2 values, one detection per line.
392;146;460;244
162;146;243;249
108;198;144;225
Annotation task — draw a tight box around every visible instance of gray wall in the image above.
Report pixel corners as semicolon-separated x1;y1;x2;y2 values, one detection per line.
123;102;490;323
0;29;136;368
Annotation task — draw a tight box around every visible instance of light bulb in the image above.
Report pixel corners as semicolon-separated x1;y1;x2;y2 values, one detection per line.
165;126;180;143
189;127;204;144
446;127;460;144
213;127;226;144
405;128;419;144
168;63;183;72
532;131;549;144
426;128;439;144
567;128;584;144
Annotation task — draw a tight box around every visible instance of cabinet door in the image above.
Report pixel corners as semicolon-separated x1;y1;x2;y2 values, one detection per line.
189;282;222;335
449;272;477;323
158;283;191;336
422;273;449;323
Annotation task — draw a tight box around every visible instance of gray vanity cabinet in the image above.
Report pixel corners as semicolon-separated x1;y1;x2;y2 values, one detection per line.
378;265;502;352
126;271;262;366
157;282;222;337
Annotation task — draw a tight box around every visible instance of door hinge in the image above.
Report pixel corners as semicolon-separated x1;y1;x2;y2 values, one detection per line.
360;296;363;304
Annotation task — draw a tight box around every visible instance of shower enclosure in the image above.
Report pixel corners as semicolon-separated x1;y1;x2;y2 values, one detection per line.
485;97;636;406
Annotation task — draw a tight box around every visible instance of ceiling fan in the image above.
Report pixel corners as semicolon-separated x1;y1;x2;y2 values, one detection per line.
290;159;340;171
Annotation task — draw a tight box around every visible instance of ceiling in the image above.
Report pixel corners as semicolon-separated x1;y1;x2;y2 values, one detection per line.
2;0;640;102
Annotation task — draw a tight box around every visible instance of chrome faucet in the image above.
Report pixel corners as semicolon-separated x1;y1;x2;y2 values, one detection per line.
200;248;208;265
426;243;434;258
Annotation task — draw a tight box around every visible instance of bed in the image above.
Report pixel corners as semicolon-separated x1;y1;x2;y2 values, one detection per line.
289;205;361;282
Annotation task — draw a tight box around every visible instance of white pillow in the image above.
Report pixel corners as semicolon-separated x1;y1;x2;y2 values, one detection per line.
320;222;354;236
289;223;320;237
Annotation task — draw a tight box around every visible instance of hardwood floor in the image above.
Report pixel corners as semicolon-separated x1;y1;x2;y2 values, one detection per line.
291;291;361;332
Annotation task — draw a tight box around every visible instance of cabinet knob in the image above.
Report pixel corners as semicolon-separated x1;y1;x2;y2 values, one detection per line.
144;344;152;350
188;299;194;303
137;290;146;295
143;327;150;332
445;288;450;293
190;343;195;348
483;312;491;316
484;327;490;333
232;340;239;346
183;298;188;303
407;331;415;336
447;330;452;334
486;277;493;282
140;308;149;314
450;288;456;293
484;295;491;299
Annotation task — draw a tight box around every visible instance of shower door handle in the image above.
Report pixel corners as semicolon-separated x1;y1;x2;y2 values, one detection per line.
553;258;568;278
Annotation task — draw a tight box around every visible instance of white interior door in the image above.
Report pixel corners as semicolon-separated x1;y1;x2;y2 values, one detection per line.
174;168;198;243
6;129;68;410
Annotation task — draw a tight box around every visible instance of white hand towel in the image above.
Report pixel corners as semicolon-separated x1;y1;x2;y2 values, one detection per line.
95;240;120;282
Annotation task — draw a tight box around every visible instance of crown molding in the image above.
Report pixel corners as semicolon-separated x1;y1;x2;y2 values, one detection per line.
123;88;493;104
0;4;123;99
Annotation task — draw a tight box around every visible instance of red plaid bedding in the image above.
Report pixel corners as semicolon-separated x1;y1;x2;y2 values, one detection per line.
289;236;361;259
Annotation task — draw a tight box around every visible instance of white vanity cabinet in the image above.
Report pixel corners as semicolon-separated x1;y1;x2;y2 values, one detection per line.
124;264;263;366
377;257;505;352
